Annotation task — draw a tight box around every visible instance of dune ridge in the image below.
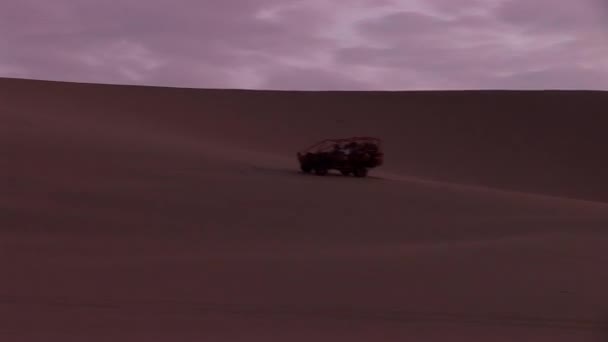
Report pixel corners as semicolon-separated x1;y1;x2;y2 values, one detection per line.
3;77;608;202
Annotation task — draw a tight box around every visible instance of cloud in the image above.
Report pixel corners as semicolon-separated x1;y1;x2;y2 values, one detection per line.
496;0;606;33
0;0;606;90
497;66;608;90
336;0;608;89
260;65;369;90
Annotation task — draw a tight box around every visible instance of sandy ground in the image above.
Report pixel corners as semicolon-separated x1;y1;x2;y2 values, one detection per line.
1;78;608;341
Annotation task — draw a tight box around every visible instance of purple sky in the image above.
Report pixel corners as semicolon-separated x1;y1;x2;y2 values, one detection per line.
1;0;607;90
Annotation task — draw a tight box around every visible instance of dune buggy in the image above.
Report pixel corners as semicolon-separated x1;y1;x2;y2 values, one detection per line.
297;137;383;177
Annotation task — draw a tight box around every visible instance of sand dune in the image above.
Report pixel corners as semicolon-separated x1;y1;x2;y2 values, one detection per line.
1;78;607;341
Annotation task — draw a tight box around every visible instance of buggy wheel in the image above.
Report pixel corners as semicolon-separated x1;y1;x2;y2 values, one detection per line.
353;167;368;178
314;167;328;176
300;164;312;173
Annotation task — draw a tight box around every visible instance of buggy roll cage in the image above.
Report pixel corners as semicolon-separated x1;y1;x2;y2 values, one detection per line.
297;137;383;155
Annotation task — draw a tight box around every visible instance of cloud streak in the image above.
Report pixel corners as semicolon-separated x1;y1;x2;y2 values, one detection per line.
1;0;606;90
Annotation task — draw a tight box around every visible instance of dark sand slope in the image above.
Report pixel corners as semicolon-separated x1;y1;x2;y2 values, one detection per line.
1;78;608;341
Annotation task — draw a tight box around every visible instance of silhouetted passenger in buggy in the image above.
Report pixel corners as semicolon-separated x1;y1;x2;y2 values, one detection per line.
343;142;360;156
332;143;346;160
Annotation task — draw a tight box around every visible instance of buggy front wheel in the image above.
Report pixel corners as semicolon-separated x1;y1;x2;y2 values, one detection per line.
300;164;312;173
314;167;328;176
353;167;368;177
